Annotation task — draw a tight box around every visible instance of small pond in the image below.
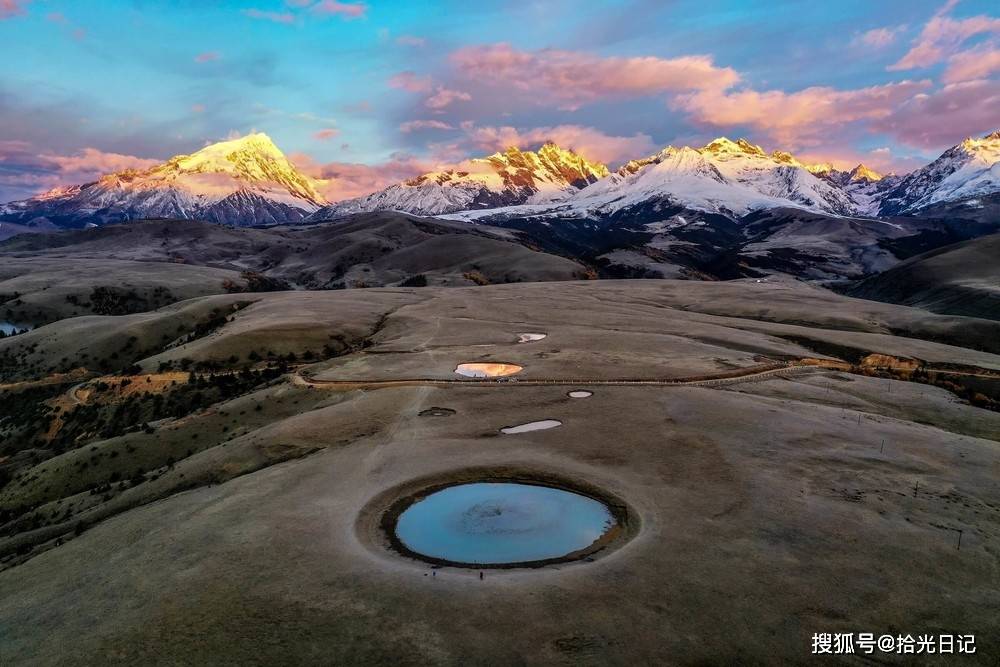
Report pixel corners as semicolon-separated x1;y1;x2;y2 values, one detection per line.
500;419;562;434
454;362;523;378
394;482;615;566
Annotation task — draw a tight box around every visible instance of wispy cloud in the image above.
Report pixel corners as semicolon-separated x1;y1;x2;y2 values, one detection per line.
311;1;367;19
425;87;471;110
243;8;297;24
194;51;221;63
889;0;1000;70
290;151;433;201
873;78;1000;148
942;43;1000;82
313;127;341;140
0;141;159;200
399;120;454;133
673;80;932;147
450;43;739;110
0;0;29;20
388;71;433;93
852;25;906;49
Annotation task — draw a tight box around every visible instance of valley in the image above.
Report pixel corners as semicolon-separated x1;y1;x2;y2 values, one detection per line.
0;280;998;664
4;1;999;662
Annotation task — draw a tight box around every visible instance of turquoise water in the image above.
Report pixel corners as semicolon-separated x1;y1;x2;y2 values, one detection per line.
395;482;614;565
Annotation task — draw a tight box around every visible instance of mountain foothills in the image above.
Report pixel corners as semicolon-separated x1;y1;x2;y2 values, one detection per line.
1;130;998;285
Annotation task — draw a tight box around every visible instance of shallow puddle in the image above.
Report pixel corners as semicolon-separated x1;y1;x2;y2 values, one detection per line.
454;362;523;378
394;482;615;565
568;391;592;398
500;419;562;434
516;333;547;343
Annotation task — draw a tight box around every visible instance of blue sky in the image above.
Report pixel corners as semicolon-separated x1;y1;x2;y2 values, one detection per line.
1;0;998;201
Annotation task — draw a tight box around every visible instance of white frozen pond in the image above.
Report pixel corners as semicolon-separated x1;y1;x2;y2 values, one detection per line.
454;362;523;378
516;333;547;343
568;391;593;398
0;321;32;336
500;419;562;434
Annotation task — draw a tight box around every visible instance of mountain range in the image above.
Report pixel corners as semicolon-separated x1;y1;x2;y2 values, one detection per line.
1;130;998;284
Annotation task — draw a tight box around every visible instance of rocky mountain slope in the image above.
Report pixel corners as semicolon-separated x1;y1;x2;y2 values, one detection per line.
879;131;1000;216
308;143;608;219
0;134;327;228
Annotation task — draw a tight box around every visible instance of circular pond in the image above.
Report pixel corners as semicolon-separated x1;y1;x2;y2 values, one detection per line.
393;482;616;567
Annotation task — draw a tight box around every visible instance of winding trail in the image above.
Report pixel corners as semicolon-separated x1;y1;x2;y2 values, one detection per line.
292;360;828;391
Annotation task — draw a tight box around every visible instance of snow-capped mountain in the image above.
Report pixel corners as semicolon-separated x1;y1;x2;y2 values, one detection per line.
806;162;900;216
0;133;327;228
572;137;858;217
879;131;1000;216
443;137;859;222
308;143;608;219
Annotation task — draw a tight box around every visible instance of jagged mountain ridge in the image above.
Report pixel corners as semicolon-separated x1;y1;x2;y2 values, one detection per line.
879;131;1000;216
0;133;327;228
2;131;999;230
308;143;609;219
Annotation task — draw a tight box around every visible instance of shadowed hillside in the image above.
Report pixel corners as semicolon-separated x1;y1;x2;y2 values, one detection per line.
845;233;1000;320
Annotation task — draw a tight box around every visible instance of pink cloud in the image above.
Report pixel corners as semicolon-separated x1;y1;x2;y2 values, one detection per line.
0;0;29;19
853;26;906;49
45;11;66;23
425;87;471;110
889;0;1000;70
289;152;434;201
243;8;296;24
191;104;206;113
942;43;1000;82
450;43;739;110
44;148;160;178
312;1;366;18
0;142;161;199
399;120;454;133
313;128;341;140
464;124;655;166
673;79;932;147
388;71;433;93
396;35;426;47
194;51;221;63
872;79;1000;148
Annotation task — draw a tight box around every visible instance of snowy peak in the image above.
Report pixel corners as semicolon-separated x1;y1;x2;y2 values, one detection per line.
805;162;836;177
121;132;327;205
576;138;857;217
849;164;883;183
0;133;327;227
879;130;1000;215
701;137;767;158
478;143;609;190
310;143;608;218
